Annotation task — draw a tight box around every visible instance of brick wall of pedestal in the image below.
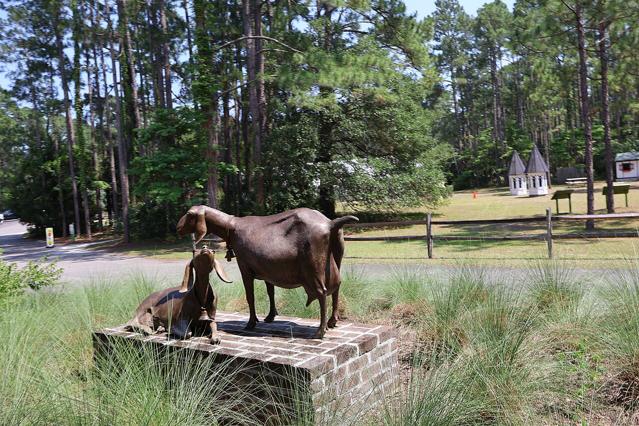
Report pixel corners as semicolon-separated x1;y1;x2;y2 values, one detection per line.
93;312;398;423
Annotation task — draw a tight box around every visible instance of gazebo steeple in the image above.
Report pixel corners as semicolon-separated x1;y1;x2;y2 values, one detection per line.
526;145;549;196
508;150;528;195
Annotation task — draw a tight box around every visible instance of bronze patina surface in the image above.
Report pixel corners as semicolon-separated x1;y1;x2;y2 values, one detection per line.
176;206;358;338
126;247;231;344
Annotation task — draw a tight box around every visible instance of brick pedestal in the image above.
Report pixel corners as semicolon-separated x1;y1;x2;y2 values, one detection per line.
93;312;398;423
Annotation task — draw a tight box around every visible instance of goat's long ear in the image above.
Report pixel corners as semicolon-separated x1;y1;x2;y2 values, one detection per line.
213;258;232;283
193;207;207;244
179;260;194;292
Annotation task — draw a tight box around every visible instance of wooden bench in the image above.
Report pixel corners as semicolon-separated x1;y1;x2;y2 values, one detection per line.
602;184;631;207
566;177;587;186
551;189;574;214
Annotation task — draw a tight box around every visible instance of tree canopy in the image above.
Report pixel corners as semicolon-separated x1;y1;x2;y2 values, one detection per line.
0;0;638;238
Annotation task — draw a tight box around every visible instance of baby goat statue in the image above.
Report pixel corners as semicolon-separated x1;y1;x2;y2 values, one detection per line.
126;247;231;344
176;205;358;339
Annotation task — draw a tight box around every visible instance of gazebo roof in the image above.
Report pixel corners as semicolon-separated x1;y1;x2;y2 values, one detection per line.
615;152;639;162
508;151;526;175
526;145;549;174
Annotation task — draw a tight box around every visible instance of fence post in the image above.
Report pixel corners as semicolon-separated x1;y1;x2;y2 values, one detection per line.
546;208;553;259
427;213;433;259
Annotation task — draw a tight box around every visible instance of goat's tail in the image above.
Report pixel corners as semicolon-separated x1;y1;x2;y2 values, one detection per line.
327;215;358;274
330;215;359;230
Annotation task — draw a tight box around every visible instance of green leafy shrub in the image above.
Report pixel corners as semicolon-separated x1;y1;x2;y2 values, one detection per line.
0;258;61;300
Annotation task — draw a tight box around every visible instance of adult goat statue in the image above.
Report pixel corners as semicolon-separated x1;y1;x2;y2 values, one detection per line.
176;206;359;338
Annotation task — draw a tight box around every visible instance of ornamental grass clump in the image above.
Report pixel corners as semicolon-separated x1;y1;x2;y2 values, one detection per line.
0;278;271;425
414;266;492;363
598;265;639;410
388;266;431;304
459;291;555;424
382;356;485;426
90;340;255;425
527;260;584;314
398;266;562;423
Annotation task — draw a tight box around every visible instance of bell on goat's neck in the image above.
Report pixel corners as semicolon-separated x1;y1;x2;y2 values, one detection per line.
198;308;213;322
226;248;235;262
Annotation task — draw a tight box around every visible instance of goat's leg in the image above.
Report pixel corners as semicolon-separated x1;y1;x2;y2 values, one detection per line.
241;273;258;330
264;282;278;323
208;291;220;344
209;321;220;345
328;286;340;328
313;293;328;339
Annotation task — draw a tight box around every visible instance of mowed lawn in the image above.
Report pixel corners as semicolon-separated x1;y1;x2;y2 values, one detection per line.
341;181;639;265
118;181;639;266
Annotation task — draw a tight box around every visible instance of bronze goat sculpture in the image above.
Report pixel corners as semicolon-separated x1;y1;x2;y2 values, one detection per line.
126;247;231;344
177;206;358;339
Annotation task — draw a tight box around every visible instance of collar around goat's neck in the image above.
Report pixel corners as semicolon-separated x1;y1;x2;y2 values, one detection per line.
203;207;235;239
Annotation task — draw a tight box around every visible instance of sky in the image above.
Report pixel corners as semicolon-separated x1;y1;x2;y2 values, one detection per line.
404;0;515;17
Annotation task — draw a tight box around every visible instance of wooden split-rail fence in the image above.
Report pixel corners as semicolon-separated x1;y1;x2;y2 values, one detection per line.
343;210;639;259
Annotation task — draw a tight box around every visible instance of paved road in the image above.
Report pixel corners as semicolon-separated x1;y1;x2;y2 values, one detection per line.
0;220;463;286
0;220;432;286
0;219;615;288
0;220;203;285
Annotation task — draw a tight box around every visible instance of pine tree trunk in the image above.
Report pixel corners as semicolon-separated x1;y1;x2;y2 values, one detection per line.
599;17;615;213
86;46;102;231
49;67;68;237
148;4;166;109
575;2;595;230
52;125;69;237
98;24;119;224
318;114;336;218
234;92;242;215
73;0;92;239
117;0;142;129
134;37;149;129
317;4;336;218
182;0;194;65
232;40;250;199
254;0;266;207
159;0;173;110
206;108;220;208
89;0;103;229
193;0;219;207
450;65;461;151
242;0;262;208
107;0;130;242
53;12;82;237
515;62;525;128
223;88;232;211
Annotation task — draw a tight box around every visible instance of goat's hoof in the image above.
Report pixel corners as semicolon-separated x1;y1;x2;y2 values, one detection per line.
312;329;326;339
210;334;221;345
327;318;338;328
264;312;278;323
245;319;257;330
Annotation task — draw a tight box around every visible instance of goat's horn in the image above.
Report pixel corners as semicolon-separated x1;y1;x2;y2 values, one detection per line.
213;258;232;283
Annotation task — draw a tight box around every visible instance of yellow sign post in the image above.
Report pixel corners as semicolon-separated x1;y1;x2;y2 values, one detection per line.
46;227;54;248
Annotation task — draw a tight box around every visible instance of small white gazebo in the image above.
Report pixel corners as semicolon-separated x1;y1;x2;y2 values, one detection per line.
615;152;639;180
508;151;528;195
526;145;549;196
